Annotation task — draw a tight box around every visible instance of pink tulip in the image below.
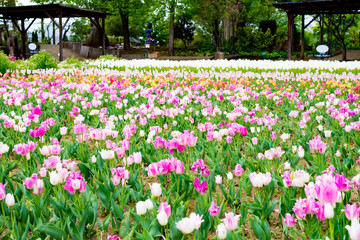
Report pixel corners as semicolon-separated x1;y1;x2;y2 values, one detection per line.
316;204;326;221
233;164;244;177
0;183;7;200
23;174;39;189
346;221;360;240
107;235;120;240
193;177;207;195
283;213;296;227
43;156;61;169
63;171;86;194
73;123;88;134
208;201;220;217
315;180;338;205
307;135;327;154
343;203;360;221
334;174;352;192
158;202;171;218
110;167;130;186
239;126;247;136
222;212;240;231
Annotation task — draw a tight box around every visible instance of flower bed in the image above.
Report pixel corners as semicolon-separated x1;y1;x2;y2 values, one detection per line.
0;61;359;239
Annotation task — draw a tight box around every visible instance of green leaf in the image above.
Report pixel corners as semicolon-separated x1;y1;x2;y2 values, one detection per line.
102;213;112;232
260;221;271;240
147;218;162;238
120;212;131;237
249;217;266;240
34;224;68;240
170;222;182;240
97;183;111;209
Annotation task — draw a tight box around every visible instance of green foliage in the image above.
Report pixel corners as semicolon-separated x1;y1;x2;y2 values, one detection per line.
0;52;15;74
236;26;286;53
31;31;39;43
58;57;84;69
174;16;195;49
97;54;122;61
108;35;123;44
192;32;214;52
106;16;123;36
70;19;90;42
28;51;58;69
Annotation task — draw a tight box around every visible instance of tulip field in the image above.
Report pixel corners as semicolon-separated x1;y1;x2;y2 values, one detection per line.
0;59;360;240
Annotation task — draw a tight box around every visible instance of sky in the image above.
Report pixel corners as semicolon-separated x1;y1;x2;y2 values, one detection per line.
17;0;33;6
14;0;76;43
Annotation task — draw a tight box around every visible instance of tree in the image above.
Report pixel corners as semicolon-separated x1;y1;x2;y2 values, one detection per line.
323;14;356;61
174;16;195;49
63;0;146;52
193;0;244;51
168;0;175;55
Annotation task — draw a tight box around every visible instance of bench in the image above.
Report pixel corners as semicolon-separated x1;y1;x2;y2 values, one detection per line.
314;45;331;58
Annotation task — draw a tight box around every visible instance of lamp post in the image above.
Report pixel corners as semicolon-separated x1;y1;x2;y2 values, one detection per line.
145;22;153;59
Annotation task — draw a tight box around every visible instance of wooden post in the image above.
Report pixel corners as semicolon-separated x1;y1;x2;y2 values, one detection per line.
102;17;105;55
287;11;293;60
20;19;26;59
59;11;63;61
301;14;305;60
320;15;323;44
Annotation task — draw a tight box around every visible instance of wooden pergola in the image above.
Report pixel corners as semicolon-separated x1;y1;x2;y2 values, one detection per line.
273;0;360;60
0;4;107;61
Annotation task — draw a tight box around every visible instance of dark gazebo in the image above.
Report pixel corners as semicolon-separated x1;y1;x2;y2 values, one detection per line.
273;0;360;60
0;4;107;61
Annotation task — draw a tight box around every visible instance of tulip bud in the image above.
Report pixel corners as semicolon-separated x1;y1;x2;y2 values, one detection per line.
284;161;291;170
215;175;222;184
136;201;147;215
150;183;162;197
176;217;194;234
227;172;233;180
60;127;67;135
157;210;168;226
145;199;153;210
5;193;15;207
49;171;60;185
72;179;81;190
216;223;227;239
324;203;334;219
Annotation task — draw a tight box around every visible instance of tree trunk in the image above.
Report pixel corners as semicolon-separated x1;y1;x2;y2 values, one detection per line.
213;19;220;51
168;3;175;56
41;19;45;41
319;17;323;44
121;12;131;52
182;38;187;50
2;18;9;40
341;41;346;61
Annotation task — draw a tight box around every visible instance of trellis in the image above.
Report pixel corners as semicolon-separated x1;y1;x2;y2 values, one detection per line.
0;4;107;61
273;0;360;60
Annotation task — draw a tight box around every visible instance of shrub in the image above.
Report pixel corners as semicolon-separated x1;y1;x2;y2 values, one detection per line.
28;51;58;69
0;52;15;74
58;57;84;69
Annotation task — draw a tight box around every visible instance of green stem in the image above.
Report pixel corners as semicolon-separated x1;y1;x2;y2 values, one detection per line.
10;207;14;234
329;219;334;240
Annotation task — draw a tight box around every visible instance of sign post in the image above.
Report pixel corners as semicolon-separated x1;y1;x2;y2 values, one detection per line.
145;23;153;59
